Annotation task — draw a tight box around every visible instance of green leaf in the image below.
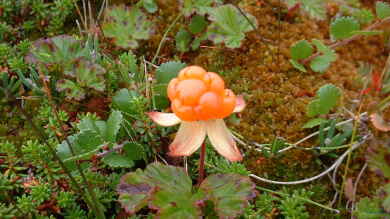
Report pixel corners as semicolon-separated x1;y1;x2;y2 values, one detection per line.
353;9;375;24
330;17;360;40
142;0;158;13
26;35;89;68
367;144;390;178
118;163;204;217
207;4;257;48
303;118;327;129
156;61;187;84
290;59;307;72
154;61;186;109
317;84;342;111
310;39;337;73
56;79;85;101
102;142;144;168
103;153;135;168
306;84;342;117
102;6;154;49
153;84;170;109
117;170;153;214
306;99;321;117
310;55;333;73
191;33;208;50
189;15;208;34
290;40;313;60
300;0;326;20
57;131;104;170
175;28;192;52
199;173;257;218
118;52;140;82
72;59;106;91
354;197;384;219
105;110;123;143
112;88;142;115
180;0;220;16
376;1;390;19
382;184;390;212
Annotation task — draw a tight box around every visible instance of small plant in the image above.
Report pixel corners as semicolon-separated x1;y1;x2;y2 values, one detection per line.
207;4;257;48
305;84;342;123
102;5;154;49
118;66;256;217
117;162;257;218
26;35;106;100
290;1;390;73
283;0;327;20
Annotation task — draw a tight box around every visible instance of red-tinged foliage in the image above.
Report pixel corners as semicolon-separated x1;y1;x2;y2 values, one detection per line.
361;71;382;95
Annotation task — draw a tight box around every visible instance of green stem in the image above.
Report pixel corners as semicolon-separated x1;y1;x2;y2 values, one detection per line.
338;110;360;208
256;186;340;213
50;105;105;219
151;13;183;64
16;104;94;213
38;69;105;219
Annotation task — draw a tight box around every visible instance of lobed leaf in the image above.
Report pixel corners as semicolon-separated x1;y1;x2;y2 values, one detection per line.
189;15;208;34
155;61;187;84
310;39;337;73
330;17;360;40
207;4;257;48
102;142;145;168
102;5;154;49
105;110;123;143
199;173;257;218
154;61;186;109
117;163;204;218
180;0;221;16
290;40;313;60
306;84;341;117
175;28;192;52
376;1;390;19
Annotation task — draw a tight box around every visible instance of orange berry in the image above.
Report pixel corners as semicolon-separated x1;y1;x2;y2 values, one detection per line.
198;91;223;120
220;89;236;118
204;72;225;95
178;66;206;80
172;99;196;121
167;78;179;101
176;79;207;106
168;65;237;121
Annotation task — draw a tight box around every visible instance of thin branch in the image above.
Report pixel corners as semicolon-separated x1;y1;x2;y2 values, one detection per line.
151;13;183;64
249;135;370;185
96;142;127;157
350;162;368;218
302;17;390;64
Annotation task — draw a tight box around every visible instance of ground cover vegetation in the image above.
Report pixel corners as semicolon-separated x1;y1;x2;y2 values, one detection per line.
1;0;390;218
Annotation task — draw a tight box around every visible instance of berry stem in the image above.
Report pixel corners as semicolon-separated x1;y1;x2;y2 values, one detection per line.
198;142;206;186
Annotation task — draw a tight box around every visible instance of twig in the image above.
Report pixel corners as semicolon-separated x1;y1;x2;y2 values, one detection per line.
350;162;368;218
302;17;390;64
96;142;127;157
151;13;183;64
197;142;206;185
249;135;370;185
